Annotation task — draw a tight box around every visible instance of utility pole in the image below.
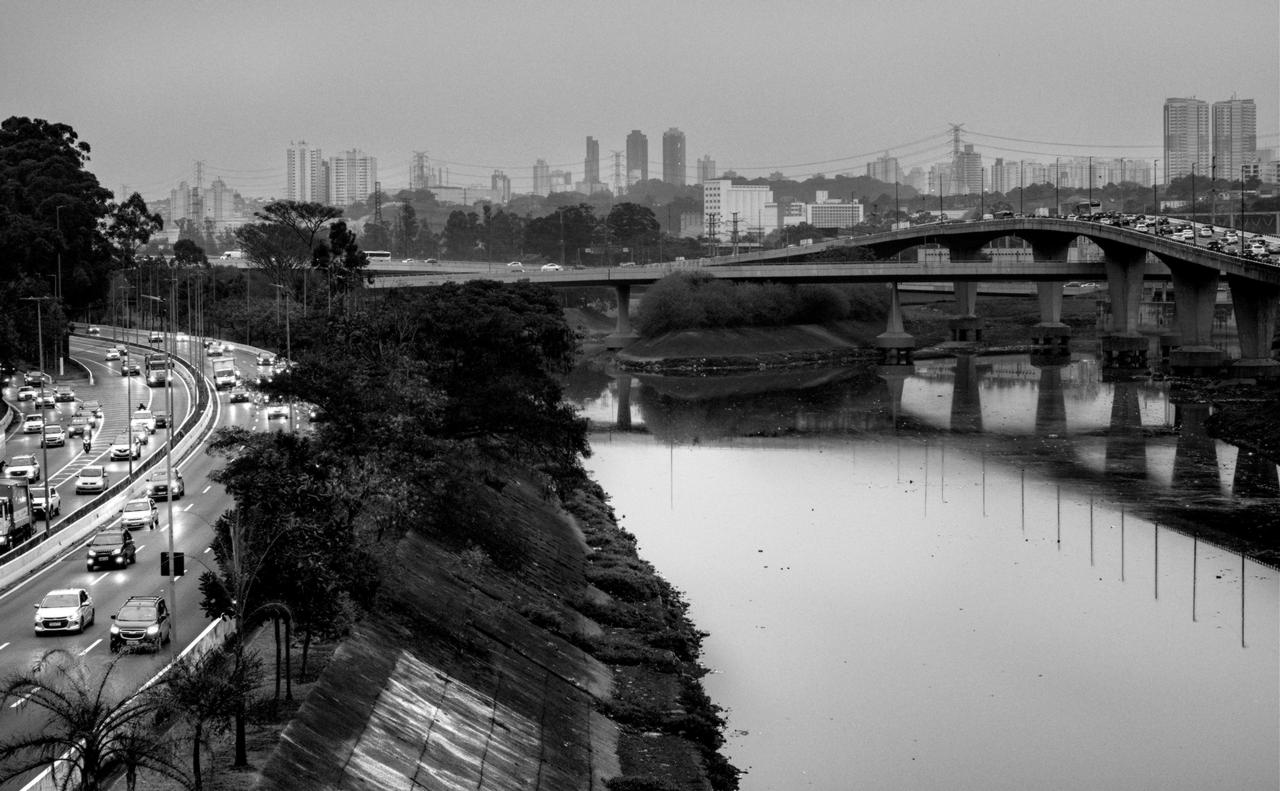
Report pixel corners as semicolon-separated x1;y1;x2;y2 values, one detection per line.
730;211;741;256
611;151;623;195
706;212;719;257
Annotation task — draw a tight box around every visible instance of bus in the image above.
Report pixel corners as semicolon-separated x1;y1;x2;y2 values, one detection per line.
144;353;171;387
1074;200;1102;217
365;250;392;262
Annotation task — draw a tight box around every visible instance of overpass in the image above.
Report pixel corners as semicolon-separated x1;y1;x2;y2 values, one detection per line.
368;218;1280;375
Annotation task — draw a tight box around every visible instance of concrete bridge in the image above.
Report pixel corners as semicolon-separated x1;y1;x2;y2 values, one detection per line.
370;218;1280;376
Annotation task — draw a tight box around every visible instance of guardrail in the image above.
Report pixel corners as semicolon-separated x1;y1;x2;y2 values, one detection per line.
0;336;217;593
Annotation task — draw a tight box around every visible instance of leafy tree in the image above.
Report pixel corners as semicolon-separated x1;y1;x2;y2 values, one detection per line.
315;220;369;311
441;209;481;258
395;203;419;258
103;193;164;268
163;644;261;788
358;220;391;252
256;200;341;256
606;203;660;261
0;651;188;791
172;238;207;266
524;203;597;262
233;221;309;290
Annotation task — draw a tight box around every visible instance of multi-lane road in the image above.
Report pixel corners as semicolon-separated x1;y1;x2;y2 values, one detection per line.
0;330;302;788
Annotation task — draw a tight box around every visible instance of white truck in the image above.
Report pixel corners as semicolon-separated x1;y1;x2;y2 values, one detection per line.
212;357;237;390
0;480;34;551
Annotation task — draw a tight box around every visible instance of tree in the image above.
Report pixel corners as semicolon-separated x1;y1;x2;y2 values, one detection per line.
441;210;481;258
163;645;261;789
103;193;163;269
358;220;391;252
395;203;419;259
0;651;188;791
233;221;309;290
172;238;207;267
606;203;660;261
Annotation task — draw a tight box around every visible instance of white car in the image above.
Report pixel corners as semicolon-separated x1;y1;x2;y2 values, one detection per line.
41;424;66;448
1198;226;1213;237
33;588;95;635
540;263;563;272
120;497;158;530
16;385;36;401
109;433;141;461
105;347;121;361
265;399;289;420
75;465;110;494
506;261;524;271
129;419;152;443
22;413;45;434
32;485;61;518
6;455;40;483
132;410;157;433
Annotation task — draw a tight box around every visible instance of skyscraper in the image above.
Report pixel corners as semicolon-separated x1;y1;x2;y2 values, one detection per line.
1212;97;1256;180
626;130;648;187
866;153;901;184
697;154;717;184
584;137;600;187
1164;97;1210;182
532;159;550;196
662;128;686;186
491;170;511;203
286;140;325;203
410;151;430;192
328;149;376;207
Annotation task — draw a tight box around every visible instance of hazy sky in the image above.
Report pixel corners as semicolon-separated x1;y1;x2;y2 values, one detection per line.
4;0;1277;201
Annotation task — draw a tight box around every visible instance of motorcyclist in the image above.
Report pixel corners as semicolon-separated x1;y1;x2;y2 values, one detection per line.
83;436;92;453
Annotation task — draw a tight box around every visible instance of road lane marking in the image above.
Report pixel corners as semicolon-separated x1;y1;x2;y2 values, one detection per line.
78;639;102;656
0;643;9;651
184;503;194;511
9;689;35;709
201;485;211;494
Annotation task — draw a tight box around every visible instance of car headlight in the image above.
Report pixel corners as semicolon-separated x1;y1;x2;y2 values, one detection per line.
109;624;120;634
68;614;80;624
111;548;122;555
145;625;159;635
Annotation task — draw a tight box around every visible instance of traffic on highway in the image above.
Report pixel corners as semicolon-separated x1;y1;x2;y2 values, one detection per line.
0;328;313;789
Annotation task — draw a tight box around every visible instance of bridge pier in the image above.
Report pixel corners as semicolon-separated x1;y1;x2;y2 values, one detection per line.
1164;261;1225;374
875;283;915;365
1225;275;1280;379
1099;248;1148;372
1032;360;1068;436
945;281;983;347
1030;283;1071;358
605;284;639;349
950;353;983;433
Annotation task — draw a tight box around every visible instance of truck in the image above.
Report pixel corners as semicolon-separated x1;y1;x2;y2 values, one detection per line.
0;480;34;552
212;357;238;390
145;352;171;387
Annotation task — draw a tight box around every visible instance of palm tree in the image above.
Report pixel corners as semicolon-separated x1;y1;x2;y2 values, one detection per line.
0;650;190;791
163;645;260;790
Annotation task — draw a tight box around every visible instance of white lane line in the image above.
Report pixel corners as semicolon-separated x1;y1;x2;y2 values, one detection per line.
201;485;211;494
9;690;35;709
0;642;10;651
184;503;194;511
78;639;103;656
203;546;211;554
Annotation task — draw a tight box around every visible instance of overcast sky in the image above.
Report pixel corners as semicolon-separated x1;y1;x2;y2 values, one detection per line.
4;0;1276;201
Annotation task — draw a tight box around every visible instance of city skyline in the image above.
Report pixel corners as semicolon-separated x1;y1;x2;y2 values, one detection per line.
5;1;1275;203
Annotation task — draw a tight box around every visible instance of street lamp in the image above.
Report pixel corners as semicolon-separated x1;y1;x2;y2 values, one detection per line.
55;205;65;302
1152;159;1159;216
1054;157;1060;216
1240;165;1247;234
20;296;53;537
142;288;179;656
271;283;293;430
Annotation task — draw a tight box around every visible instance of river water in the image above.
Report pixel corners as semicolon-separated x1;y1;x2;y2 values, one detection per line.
571;353;1280;791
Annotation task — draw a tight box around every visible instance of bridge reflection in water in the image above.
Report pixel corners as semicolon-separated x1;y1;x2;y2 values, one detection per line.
582;352;1277;645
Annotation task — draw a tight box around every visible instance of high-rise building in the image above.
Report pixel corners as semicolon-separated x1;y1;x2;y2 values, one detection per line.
410;152;430;192
491;170;511;203
662;128;686;186
1164;97;1211;183
1212;97;1256;181
626;130;648;187
286;140;326;203
954;144;983;195
697;154;717;184
866;153;902;184
584;137;600;187
328;149;377;207
702;179;774;241
532;159;550;196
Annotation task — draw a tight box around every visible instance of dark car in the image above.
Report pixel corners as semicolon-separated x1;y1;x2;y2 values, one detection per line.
153;411;169;429
109;595;171;653
86;528;136;571
144;469;184;500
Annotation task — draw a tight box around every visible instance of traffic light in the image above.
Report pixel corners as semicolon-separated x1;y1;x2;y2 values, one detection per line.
160;551;185;577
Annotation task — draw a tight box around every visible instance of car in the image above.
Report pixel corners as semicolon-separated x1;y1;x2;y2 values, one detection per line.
1223;231;1240;244
7;455;40;483
16;385;35;401
129;420;151;444
87;528;136;571
41;424;66;448
122;361;141;376
53;385;75;402
144;469;184;500
506;261;524;270
148;331;163;344
264;398;289;420
82;400;104;419
110;595;171;653
255;352;275;366
120;497;158;530
87;326;101;337
229;386;252;403
37;391;56;409
206;341;226;356
132;410;157;433
153;411;169;429
75;465;110;494
424;258;438;264
32;485;61;518
307;404;327;422
1250;242;1267;255
540;263;563;272
1267;242;1280;255
618;261;638;267
109;433;141;461
22;413;45;434
104;347;120;361
67;414;89;437
33;588;95;635
23;371;45;386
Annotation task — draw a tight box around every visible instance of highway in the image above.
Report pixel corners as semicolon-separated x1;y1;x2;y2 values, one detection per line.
0;330;301;789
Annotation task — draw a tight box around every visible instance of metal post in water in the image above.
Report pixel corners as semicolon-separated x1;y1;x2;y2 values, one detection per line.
1089;497;1094;566
1020;468;1025;532
1120;506;1126;582
1056;485;1061;547
1153;524;1159;600
1191;533;1197;622
1241;553;1246;649
981;452;986;518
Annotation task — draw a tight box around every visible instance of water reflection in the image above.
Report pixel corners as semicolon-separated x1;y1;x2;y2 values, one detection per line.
574;353;1279;790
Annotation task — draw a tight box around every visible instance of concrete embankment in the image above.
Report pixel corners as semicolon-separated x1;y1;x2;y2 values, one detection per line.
257;466;727;790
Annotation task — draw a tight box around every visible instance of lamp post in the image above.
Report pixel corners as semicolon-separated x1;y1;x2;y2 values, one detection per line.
143;289;179;656
1191;164;1197;241
1019;161;1024;216
272;283;293;430
1152;159;1159;216
1240;165;1247;234
1054;157;1060;216
20;297;53;536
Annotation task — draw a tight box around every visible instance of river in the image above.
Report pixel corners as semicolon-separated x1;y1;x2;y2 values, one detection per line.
572;353;1280;791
